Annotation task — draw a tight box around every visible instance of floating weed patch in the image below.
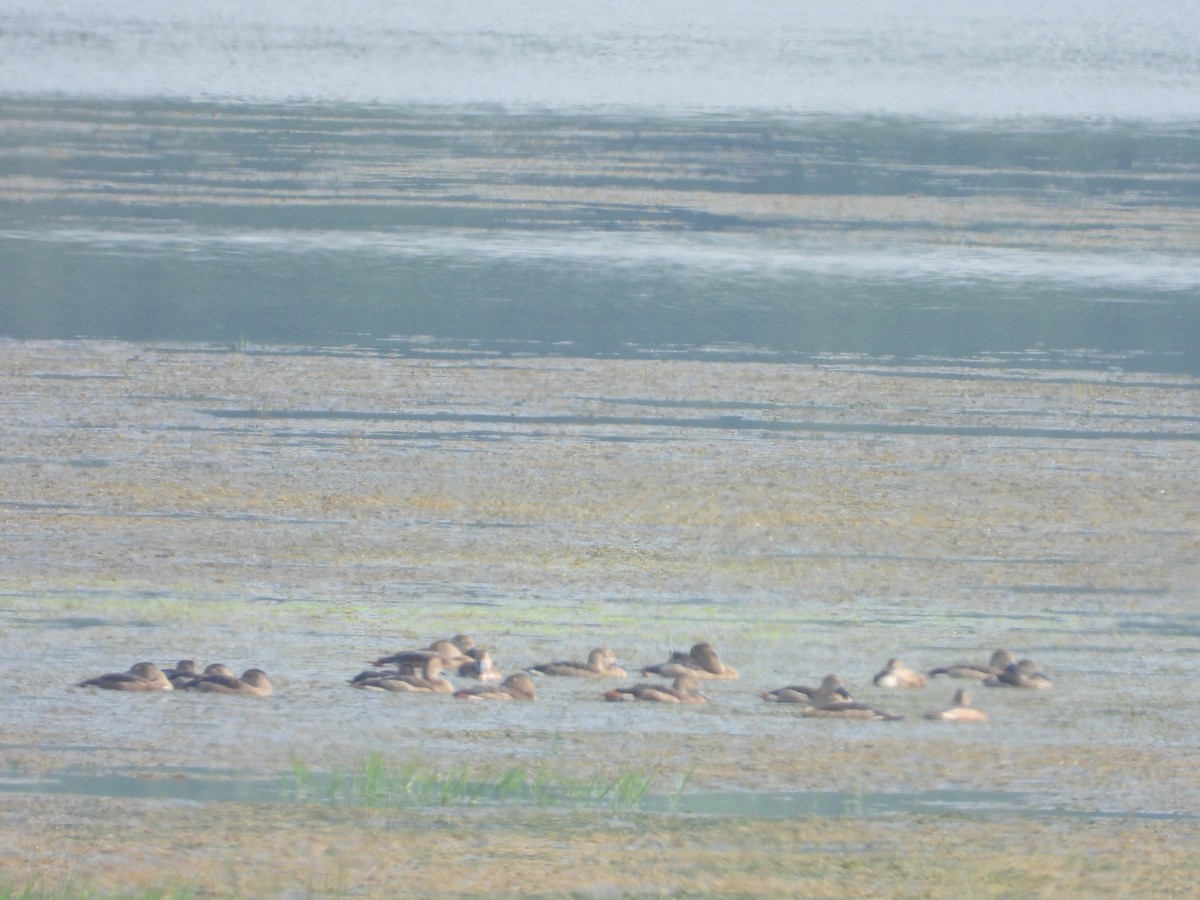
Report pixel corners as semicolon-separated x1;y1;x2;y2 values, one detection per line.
288;751;656;811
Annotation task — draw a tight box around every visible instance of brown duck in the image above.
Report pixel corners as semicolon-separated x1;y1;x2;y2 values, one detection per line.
800;675;902;720
372;638;473;672
352;657;453;693
528;647;627;678
763;679;853;704
454;673;538;701
923;688;988;722
164;660;198;689
928;650;1016;681
872;658;928;689
78;662;173;692
604;674;706;703
188;668;274;697
640;642;738;680
457;648;503;681
984;658;1052;690
175;663;235;690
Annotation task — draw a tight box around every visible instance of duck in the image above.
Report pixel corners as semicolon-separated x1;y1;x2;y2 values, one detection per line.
799;675;902;720
984;658;1052;690
638;650;691;677
872;658;927;689
371;638;472;672
687;642;737;678
454;673;537;701
352;658;453;693
457;648;503;681
763;679;853;704
923;688;988;722
448;634;477;654
188;668;274;697
527;647;627;678
164;660;199;689
78;662;173;692
603;674;706;703
175;663;235;690
928;650;1016;681
640;642;738;680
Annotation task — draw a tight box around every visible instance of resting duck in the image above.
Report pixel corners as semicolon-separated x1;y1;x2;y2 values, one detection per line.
457;648;503;681
454;673;537;701
928;650;1016;681
923;688;988;722
984;658;1052;690
763;679;853;704
800;675;902;720
188;668;274;697
78;662;173;692
872;658;927;689
175;663;235;690
352;658;453;693
371;638;473;672
447;634;477;654
603;674;706;703
164;660;198;688
640;642;738;680
527;647;627;678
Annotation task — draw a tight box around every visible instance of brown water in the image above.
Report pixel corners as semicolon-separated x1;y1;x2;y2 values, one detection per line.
1;339;1198;830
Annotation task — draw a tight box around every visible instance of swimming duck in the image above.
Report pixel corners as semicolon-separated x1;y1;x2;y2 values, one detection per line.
872;658;927;689
457;648;503;681
189;668;274;697
640;642;738;680
800;675;902;720
78;662;173;692
527;647;627;678
923;688;988;722
454;673;537;701
352;658;453;693
762;679;853;704
603;674;706;703
928;650;1016;681
984;658;1052;690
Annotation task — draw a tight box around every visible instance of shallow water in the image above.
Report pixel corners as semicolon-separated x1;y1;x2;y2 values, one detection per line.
4;101;1200;373
1;341;1197;828
2;5;1200;890
7;764;1192;823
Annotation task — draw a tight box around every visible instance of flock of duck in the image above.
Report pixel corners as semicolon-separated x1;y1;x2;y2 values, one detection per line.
77;661;273;696
77;640;1050;721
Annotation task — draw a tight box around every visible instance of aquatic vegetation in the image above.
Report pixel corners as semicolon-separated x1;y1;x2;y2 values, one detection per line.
4;343;1199;897
287;750;656;811
0;886;195;900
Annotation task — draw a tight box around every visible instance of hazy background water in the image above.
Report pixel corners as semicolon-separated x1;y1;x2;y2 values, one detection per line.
2;0;1199;372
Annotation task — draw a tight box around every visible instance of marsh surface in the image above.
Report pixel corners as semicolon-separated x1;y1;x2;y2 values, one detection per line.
6;2;1200;892
1;341;1197;893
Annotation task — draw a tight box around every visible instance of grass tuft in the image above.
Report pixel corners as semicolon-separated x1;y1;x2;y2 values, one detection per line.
288;751;659;811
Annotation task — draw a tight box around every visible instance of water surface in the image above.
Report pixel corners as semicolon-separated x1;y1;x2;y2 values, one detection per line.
3;2;1200;372
1;6;1198;882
